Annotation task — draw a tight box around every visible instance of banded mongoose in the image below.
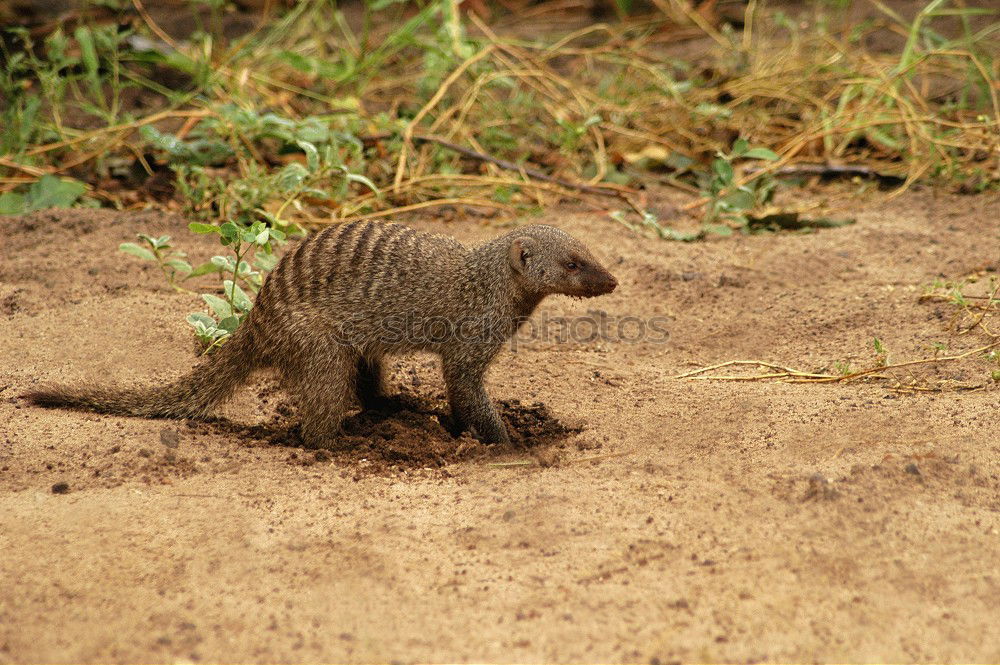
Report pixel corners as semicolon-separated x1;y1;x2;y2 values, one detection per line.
25;221;618;447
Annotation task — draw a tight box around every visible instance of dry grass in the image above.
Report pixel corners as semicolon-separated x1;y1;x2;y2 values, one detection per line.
1;0;997;226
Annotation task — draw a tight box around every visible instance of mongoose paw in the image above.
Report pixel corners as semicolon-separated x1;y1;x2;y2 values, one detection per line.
466;423;512;446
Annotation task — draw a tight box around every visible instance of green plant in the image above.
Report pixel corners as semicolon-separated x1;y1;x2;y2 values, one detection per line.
555;114;602;153
140;105;378;222
120;219;291;349
0;33;43;157
872;337;889;366
3;23;132;143
119;233;195;293
0;175;88;215
2;0;996;237
186;219;287;349
700;138;780;233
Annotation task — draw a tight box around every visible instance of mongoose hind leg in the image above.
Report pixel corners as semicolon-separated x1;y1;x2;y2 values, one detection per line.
284;345;357;449
355;355;394;412
443;348;510;445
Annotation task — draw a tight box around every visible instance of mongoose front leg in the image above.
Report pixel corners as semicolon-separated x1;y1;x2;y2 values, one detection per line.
442;349;509;445
355;355;392;411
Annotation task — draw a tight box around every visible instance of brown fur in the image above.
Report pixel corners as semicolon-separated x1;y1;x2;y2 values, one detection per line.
24;221;617;447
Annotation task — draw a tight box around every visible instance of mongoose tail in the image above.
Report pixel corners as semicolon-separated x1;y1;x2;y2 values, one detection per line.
23;318;259;420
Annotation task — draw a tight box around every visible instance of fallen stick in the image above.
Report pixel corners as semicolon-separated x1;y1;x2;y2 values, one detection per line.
745;163;905;180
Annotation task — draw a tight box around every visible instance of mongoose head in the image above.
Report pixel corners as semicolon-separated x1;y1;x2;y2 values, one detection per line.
508;225;618;298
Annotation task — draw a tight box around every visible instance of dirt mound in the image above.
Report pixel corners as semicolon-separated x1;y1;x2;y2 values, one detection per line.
206;392;581;475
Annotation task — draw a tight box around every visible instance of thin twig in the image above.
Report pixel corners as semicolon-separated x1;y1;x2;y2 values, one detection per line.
674;340;1000;387
746;163;905;179
414;134;628;197
672;360;828;380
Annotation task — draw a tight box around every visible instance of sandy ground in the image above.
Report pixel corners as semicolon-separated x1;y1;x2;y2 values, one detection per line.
1;188;999;663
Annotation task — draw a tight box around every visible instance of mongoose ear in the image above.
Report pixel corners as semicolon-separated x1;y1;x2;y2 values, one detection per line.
508;236;537;273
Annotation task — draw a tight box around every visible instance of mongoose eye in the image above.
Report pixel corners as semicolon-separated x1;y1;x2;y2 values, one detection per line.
566;262;578;271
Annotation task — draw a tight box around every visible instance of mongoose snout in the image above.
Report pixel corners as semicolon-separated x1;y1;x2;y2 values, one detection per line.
577;265;618;297
26;221;617;448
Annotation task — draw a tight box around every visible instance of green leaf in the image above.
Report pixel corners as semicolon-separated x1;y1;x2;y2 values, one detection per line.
722;189;755;211
693;102;733;119
188;261;222;278
703;224;734;237
300;186;332;200
296;140;320;171
866;127;903;150
74;26;99;88
223;280;254;312
217;315;240;333
219;222;239;246
254;252;279;271
275;50;314;74
346;172;380;194
165;258;192;274
712;159;734;183
202;293;233;319
188;222;220;234
255;229;270;245
370;0;409;9
187;312;216;328
732;138;749;156
25;175;86;211
0;192;26;215
211;255;235;271
276;162;310;192
742;147;780;161
119;242;157;261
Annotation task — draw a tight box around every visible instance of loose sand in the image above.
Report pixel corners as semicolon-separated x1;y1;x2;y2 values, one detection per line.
1;188;998;662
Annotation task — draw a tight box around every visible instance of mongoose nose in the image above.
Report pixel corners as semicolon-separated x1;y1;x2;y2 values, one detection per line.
595;272;618;295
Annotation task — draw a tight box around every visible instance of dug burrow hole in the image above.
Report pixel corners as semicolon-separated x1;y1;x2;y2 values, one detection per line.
208;393;582;475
